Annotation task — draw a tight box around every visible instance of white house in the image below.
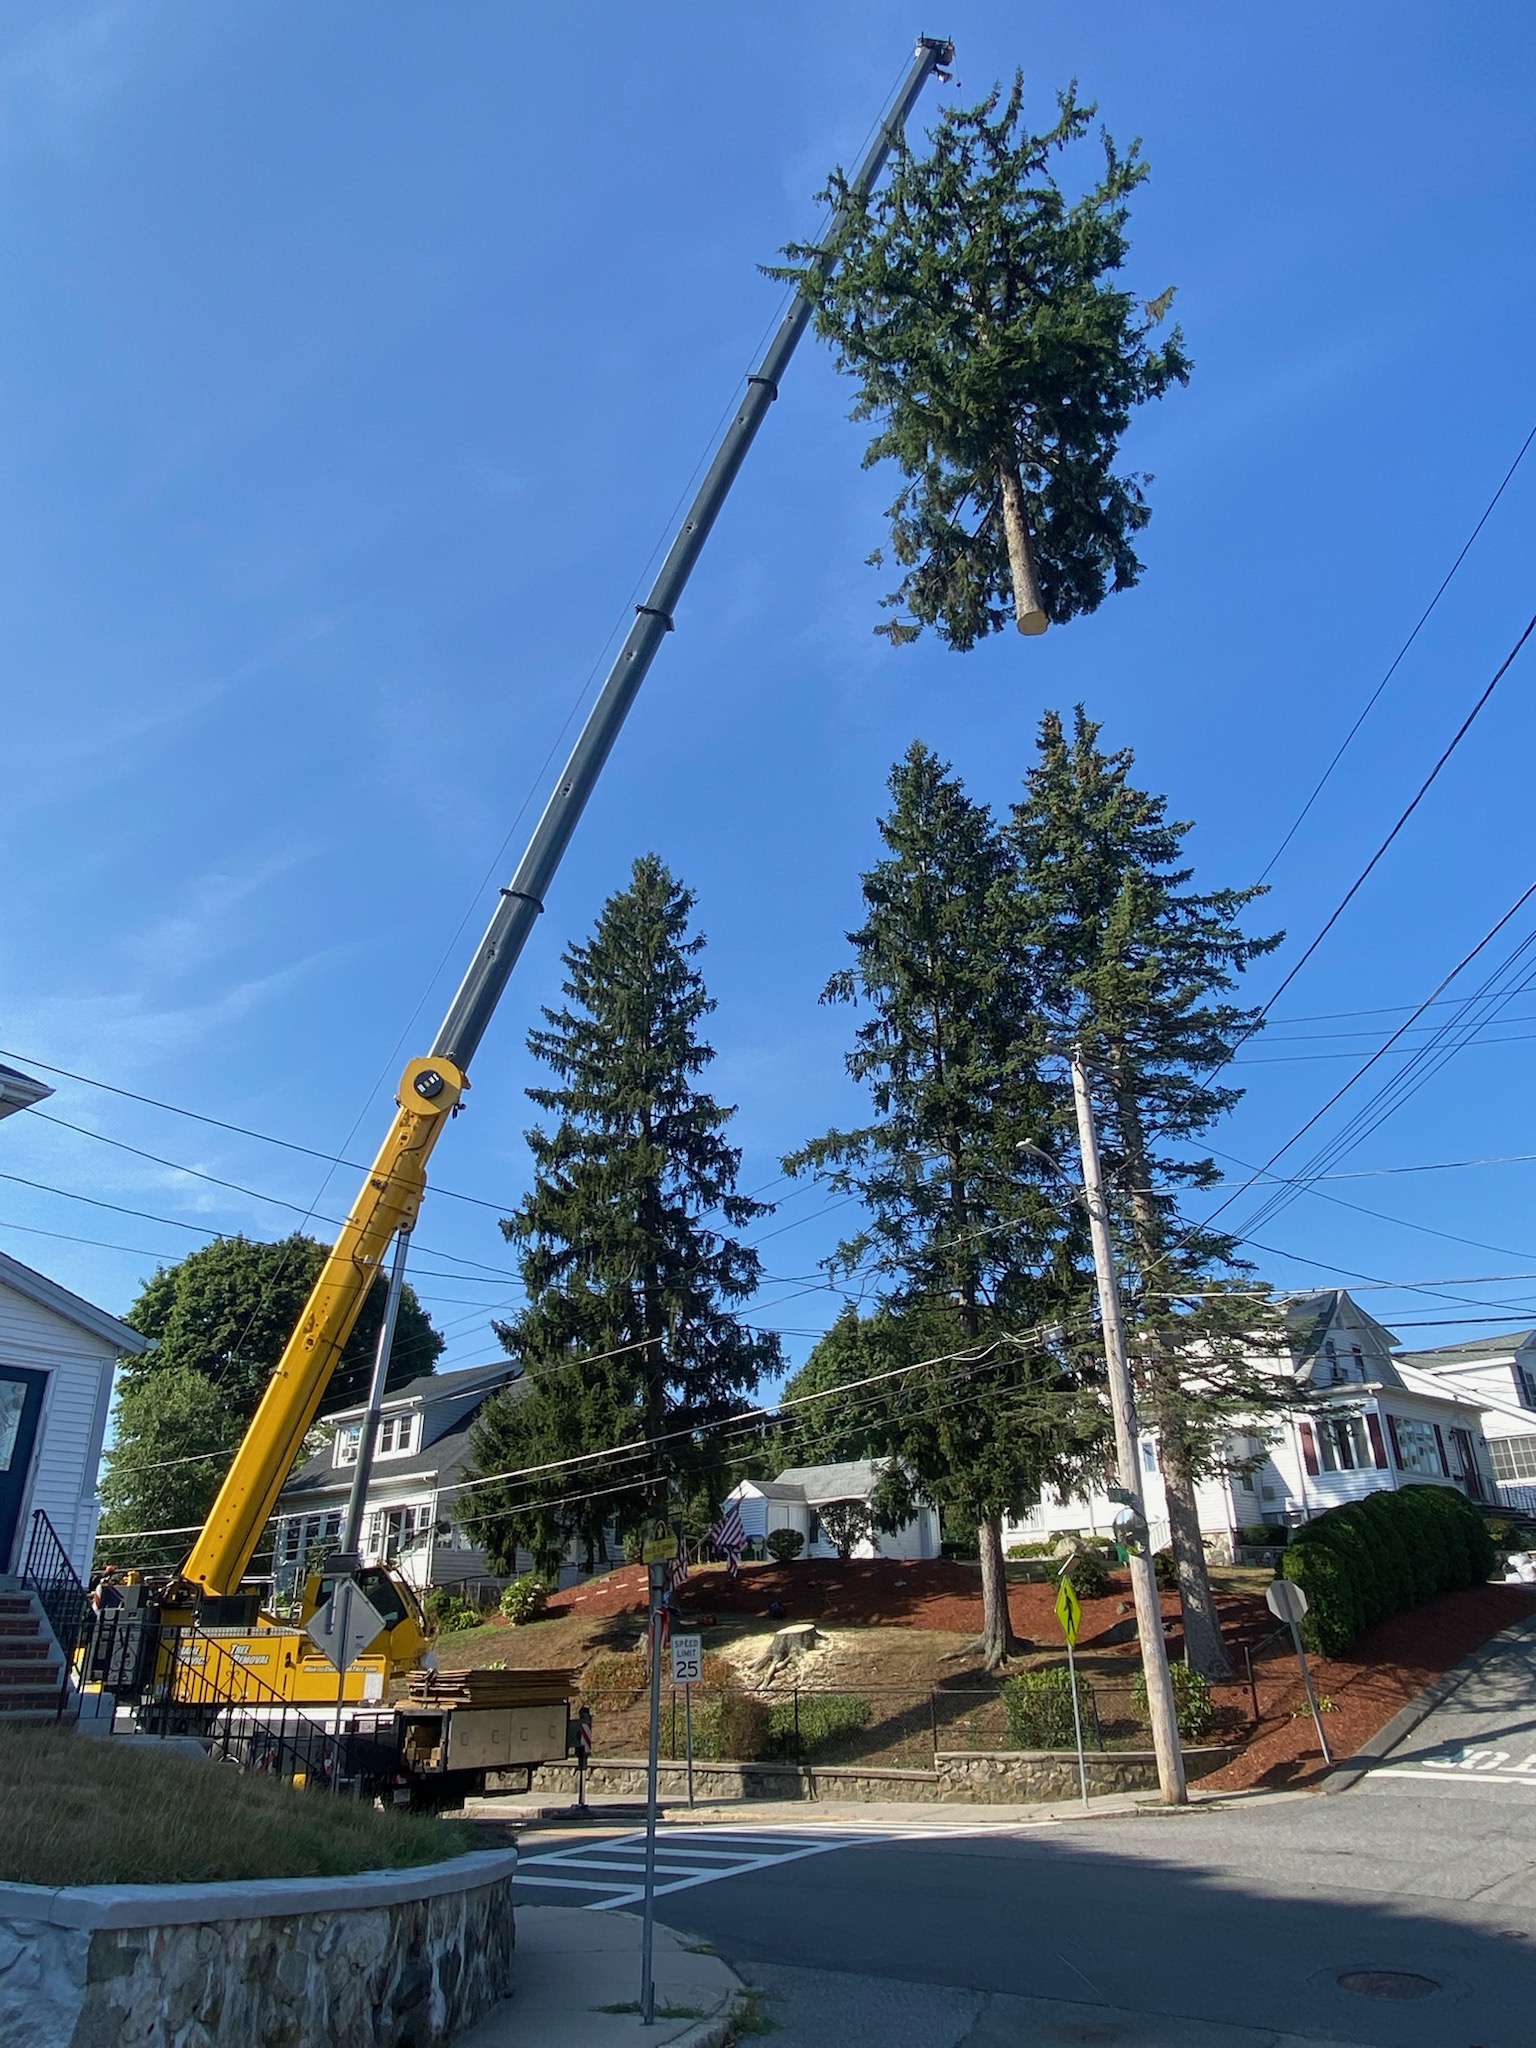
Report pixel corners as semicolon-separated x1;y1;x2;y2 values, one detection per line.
1001;1289;1495;1558
727;1459;941;1561
1395;1329;1536;1511
0;1247;150;1585
274;1358;540;1597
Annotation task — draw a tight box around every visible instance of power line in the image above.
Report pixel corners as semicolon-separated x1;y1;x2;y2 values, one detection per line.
1257;421;1536;884
1253;607;1536;1026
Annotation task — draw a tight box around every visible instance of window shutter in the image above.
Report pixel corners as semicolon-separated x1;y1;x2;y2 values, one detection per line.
1385;1413;1404;1468
1299;1419;1320;1477
1365;1412;1389;1470
1432;1422;1450;1475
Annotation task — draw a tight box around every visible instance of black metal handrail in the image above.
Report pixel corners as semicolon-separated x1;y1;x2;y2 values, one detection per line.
22;1508;88;1719
85;1606;396;1793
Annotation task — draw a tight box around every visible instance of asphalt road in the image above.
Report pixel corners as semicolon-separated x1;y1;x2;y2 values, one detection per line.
513;1621;1536;2047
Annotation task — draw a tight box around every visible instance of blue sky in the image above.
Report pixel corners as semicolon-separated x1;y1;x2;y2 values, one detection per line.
3;0;1535;1387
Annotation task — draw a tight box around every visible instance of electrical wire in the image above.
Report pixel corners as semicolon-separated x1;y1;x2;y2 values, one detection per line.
1256;422;1536;883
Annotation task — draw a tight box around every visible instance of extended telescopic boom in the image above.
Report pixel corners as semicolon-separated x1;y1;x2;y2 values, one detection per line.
182;36;955;1600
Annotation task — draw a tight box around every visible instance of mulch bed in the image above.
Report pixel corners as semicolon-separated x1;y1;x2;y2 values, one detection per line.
545;1559;1536;1792
1199;1581;1536;1793
547;1556;1197;1646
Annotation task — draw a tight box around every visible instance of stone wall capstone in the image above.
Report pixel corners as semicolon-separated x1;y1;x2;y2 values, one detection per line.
0;1848;516;2048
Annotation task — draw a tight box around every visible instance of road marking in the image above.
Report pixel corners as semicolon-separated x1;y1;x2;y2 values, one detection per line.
515;1819;1050;1911
1375;1767;1536;1786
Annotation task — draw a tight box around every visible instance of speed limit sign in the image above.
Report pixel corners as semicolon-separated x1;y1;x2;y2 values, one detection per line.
669;1633;703;1684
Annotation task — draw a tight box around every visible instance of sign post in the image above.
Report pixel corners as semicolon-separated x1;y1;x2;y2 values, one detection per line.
1265;1578;1332;1766
1055;1575;1089;1810
670;1632;703;1808
637;1523;673;2029
306;1579;388;1795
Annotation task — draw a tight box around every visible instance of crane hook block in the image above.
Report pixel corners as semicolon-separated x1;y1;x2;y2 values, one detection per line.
398;1056;466;1116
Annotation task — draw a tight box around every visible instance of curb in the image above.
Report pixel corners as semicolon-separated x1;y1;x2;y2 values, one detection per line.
1321;1610;1536;1795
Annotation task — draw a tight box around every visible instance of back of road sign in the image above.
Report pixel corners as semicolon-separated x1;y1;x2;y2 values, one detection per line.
1265;1578;1307;1627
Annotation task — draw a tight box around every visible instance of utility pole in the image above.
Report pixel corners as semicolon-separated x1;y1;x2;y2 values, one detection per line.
1070;1045;1187;1807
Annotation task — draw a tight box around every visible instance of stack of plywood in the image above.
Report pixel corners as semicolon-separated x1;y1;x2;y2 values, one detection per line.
398;1666;575;1710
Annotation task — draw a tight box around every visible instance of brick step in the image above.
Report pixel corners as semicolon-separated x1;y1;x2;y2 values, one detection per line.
0;1685;63;1710
0;1616;45;1636
0;1649;56;1675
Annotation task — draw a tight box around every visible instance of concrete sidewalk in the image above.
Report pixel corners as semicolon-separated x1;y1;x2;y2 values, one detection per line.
454;1905;742;2048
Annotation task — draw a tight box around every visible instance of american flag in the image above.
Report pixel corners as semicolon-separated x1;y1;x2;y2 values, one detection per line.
670;1526;690;1590
707;1500;746;1578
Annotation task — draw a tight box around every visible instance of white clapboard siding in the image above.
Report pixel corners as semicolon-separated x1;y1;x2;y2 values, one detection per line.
0;1265;143;1583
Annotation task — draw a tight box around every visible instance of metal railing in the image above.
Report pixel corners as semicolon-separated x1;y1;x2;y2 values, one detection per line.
22;1508;88;1719
82;1608;397;1793
613;1675;1215;1771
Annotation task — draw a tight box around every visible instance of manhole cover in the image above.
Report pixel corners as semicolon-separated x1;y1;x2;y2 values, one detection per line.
1337;1970;1441;2001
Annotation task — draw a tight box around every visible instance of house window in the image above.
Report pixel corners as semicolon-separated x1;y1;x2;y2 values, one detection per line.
276;1511;342;1570
1317;1415;1371;1472
1141;1439;1158;1474
376;1413;418;1458
364;1503;433;1562
1488;1436;1536;1483
1521;1370;1536;1409
334;1425;361;1468
1351;1345;1366;1378
1391;1417;1444;1476
1324;1340;1341;1383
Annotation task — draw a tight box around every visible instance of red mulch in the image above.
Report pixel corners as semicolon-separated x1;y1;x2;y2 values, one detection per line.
547;1559;1536;1794
1199;1580;1536;1793
547;1556;1164;1641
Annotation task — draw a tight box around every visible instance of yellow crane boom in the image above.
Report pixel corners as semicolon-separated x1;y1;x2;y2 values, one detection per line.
173;36;954;1610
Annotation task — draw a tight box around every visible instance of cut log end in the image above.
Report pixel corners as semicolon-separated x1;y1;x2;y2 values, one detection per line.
1015;609;1049;637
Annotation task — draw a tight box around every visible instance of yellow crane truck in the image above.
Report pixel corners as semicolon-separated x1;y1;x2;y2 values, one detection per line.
87;38;953;1805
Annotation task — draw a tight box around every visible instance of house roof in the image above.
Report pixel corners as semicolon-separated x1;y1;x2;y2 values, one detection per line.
279;1359;528;1502
322;1357;518;1424
0;1246;150;1355
774;1459;889;1505
1397;1331;1536;1369
0;1061;53;1121
1283;1289;1406;1389
736;1480;807;1503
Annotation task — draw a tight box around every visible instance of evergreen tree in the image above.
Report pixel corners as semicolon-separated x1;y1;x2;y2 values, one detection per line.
788;745;1094;1668
463;857;780;1574
1009;709;1285;1676
776;77;1190;648
101;1234;441;1563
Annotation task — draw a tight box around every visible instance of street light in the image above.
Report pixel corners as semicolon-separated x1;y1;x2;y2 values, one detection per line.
1018;1072;1188;1807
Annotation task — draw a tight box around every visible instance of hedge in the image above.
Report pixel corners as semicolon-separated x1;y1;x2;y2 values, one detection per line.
1281;1483;1495;1655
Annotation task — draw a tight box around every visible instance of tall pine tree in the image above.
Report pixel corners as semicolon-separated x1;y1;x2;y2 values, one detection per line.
463;857;780;1575
788;745;1093;1668
776;77;1190;648
1010;709;1285;1676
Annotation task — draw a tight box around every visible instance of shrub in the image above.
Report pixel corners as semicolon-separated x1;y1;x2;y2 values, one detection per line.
1237;1524;1286;1548
1485;1516;1523;1552
582;1651;649;1711
766;1529;806;1565
499;1573;550;1625
1132;1663;1215;1743
666;1689;774;1762
1283;1539;1358;1656
768;1692;872;1758
423;1587;483;1634
1152;1548;1179;1589
1006;1541;1059;1558
1061;1552;1111;1600
1001;1666;1094;1751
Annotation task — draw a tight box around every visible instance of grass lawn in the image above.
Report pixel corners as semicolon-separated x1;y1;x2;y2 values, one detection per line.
0;1723;477;1888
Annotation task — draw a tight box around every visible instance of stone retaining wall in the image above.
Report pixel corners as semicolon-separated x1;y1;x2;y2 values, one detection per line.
528;1746;1238;1806
0;1847;517;2048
